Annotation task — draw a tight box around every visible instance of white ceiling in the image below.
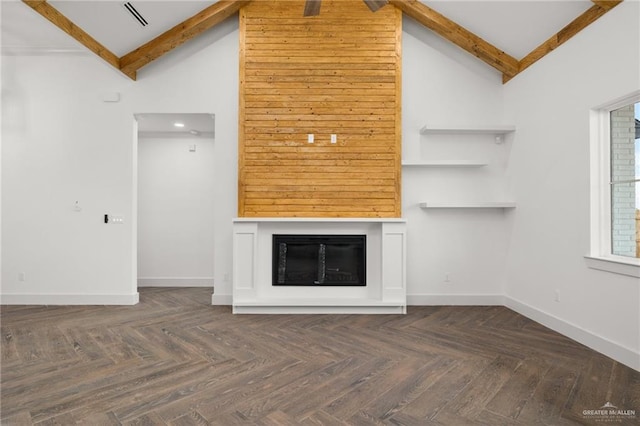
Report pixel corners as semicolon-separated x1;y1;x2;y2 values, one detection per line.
426;1;593;59
1;0;86;54
136;113;215;138
50;0;215;56
1;1;598;62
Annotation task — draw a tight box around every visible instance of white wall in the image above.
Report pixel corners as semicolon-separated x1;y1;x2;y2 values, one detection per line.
2;2;636;369
502;1;640;370
1;13;510;305
1;19;238;303
401;17;510;303
137;136;215;287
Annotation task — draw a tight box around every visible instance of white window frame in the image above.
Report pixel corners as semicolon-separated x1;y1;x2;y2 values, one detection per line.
586;90;640;277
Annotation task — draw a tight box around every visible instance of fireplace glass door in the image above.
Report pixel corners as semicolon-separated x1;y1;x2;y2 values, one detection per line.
272;235;366;286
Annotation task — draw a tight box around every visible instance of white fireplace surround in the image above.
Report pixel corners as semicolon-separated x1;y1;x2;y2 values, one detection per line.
232;218;407;314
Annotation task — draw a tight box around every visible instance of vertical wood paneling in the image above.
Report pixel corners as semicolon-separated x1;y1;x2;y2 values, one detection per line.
239;0;402;217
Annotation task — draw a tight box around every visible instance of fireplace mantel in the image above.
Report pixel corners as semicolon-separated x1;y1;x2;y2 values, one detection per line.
232;218;407;314
233;218;407;224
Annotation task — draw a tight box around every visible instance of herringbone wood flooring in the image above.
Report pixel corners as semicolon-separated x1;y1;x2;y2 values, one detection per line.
1;288;638;425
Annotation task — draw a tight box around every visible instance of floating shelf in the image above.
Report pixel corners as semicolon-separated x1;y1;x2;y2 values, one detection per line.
402;160;487;168
419;202;516;209
419;125;516;136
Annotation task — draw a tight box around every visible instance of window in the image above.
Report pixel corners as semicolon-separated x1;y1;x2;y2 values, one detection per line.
587;91;640;277
610;102;640;258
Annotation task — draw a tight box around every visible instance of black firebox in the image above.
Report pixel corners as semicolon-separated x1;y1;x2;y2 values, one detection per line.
272;235;366;286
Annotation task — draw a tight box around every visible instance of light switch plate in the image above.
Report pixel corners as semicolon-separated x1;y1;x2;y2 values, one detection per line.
110;215;124;224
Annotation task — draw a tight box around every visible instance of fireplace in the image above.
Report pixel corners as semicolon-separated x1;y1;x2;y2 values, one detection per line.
229;218;406;314
272;235;366;286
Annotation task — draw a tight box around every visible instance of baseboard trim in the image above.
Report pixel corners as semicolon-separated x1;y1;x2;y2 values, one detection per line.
0;293;140;305
407;294;505;306
212;294;232;305
233;305;406;314
505;296;639;372
137;277;214;287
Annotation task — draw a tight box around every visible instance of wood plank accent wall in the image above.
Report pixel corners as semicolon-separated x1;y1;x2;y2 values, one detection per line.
238;0;402;218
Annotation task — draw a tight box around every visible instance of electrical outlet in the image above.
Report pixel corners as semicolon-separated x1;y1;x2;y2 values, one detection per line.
18;272;26;282
444;273;451;283
223;273;230;283
331;134;337;144
554;289;560;302
307;134;314;144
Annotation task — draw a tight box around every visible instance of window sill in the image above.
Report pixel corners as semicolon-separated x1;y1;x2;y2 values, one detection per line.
584;255;640;278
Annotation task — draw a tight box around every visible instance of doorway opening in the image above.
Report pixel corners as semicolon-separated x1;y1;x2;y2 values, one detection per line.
134;113;215;288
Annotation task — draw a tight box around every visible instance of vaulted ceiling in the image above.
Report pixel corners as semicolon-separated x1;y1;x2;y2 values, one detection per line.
2;0;622;83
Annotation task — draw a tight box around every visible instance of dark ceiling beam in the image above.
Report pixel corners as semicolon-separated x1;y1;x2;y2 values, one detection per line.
389;0;520;78
22;0;625;84
22;0;135;80
119;0;251;76
504;0;623;83
591;0;623;10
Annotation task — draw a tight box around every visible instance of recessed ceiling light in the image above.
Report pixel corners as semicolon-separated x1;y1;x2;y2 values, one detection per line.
174;122;185;128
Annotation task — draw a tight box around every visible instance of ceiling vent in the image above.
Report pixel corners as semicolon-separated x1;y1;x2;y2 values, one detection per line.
123;2;148;27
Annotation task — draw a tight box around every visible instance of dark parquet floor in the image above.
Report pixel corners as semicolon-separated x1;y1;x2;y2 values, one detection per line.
1;287;638;425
